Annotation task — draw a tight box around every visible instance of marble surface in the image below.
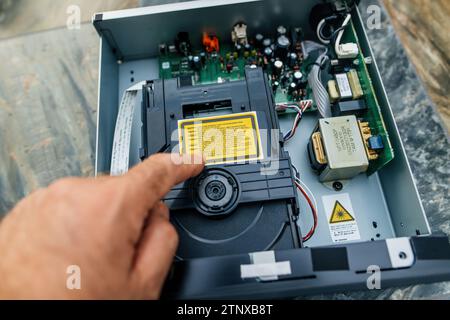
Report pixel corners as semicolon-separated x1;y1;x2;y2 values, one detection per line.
383;0;450;132
0;0;139;39
0;25;100;213
0;0;448;299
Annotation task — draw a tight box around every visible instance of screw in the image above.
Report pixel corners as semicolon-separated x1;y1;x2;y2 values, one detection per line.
399;252;407;259
333;181;343;191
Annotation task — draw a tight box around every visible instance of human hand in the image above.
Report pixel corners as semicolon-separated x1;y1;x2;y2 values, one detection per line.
0;154;204;299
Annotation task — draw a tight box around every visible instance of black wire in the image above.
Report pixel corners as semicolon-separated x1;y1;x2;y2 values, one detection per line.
318;16;337;41
330;25;345;46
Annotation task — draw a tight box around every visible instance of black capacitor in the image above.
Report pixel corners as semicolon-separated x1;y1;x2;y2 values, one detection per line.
288;82;297;94
187;55;194;67
293;71;303;82
290;27;302;45
192;55;202;71
294;71;308;89
263;38;272;48
200;52;207;64
277;25;287;36
288;52;298;67
272;80;280;92
244;43;252;51
275;35;291;61
175;32;191;55
255;33;264;48
264;47;273;57
273;60;284;77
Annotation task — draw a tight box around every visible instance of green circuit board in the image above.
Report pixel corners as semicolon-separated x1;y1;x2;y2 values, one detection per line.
158;21;394;175
342;23;395;175
159;44;316;113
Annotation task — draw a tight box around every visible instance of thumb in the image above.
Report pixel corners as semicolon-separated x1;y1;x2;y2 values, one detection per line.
130;202;178;299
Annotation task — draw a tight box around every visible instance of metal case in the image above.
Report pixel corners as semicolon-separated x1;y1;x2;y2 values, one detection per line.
93;0;450;299
317;116;369;182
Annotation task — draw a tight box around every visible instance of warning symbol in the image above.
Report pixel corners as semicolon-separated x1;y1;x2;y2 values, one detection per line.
323;194;360;243
329;201;355;224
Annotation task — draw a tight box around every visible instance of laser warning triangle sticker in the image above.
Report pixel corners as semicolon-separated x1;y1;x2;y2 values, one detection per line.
329;201;355;224
322;194;361;243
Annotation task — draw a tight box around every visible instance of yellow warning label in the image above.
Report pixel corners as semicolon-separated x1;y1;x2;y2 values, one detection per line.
178;112;264;165
329;201;355;224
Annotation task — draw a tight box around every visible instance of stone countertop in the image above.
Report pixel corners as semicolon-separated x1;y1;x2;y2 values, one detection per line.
383;0;450;132
308;0;450;300
0;0;448;299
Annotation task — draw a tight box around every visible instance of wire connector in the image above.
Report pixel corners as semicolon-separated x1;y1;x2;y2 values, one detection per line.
336;43;359;59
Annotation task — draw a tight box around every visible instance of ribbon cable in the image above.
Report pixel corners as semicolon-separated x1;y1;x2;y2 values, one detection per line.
110;81;147;176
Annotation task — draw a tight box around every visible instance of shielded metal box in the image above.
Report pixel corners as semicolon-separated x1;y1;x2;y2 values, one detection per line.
319;116;369;182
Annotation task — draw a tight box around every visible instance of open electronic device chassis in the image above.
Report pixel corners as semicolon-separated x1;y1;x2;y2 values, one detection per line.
94;0;450;299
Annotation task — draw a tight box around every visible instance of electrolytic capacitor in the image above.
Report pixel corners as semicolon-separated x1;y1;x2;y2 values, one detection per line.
193;55;202;70
293;71;303;81
255;33;264;47
290;27;303;46
288;52;298;67
264;47;273;57
288;82;297;94
226;63;234;73
275;35;291;61
273;60;284;77
200;52;206;64
272;80;280;92
277;25;287;36
294;71;308;89
263;38;272;48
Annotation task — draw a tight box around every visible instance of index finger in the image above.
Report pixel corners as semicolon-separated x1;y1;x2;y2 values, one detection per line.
120;153;204;211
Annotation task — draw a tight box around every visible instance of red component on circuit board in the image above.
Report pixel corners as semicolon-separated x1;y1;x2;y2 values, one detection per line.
203;33;220;53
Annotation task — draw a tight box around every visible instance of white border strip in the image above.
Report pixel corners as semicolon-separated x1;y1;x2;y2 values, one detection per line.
96;0;261;21
241;262;292;279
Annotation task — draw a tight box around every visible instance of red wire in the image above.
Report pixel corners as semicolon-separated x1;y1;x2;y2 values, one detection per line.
295;181;318;242
279;101;312;142
287;101;311;141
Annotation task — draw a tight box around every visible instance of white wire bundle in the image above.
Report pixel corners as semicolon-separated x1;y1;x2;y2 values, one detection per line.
316;18;330;45
334;14;352;58
302;41;331;118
